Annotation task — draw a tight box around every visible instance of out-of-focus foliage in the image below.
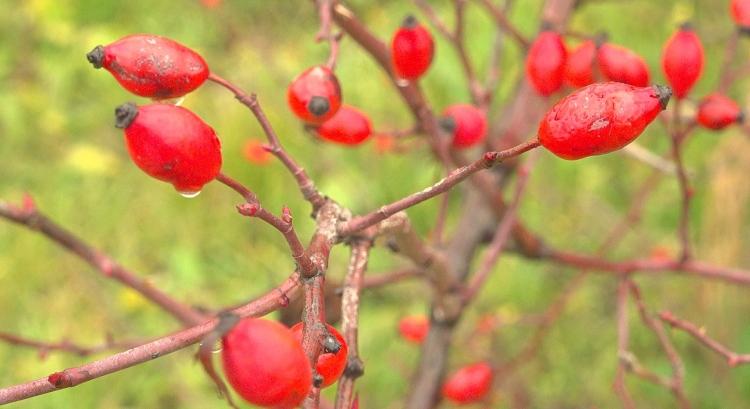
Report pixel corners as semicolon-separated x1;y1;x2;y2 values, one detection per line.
1;1;749;408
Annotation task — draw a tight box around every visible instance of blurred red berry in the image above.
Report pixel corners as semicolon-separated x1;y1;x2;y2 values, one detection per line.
243;139;272;165
391;15;434;81
662;24;704;99
697;93;743;130
538;83;671;160
441;362;494;404
526;31;567;96
439;104;488;149
597;43;650;87
316;105;373;146
288;65;342;124
290;323;348;388
564;40;597;88
398;315;430;344
731;0;750;28
87;34;209;99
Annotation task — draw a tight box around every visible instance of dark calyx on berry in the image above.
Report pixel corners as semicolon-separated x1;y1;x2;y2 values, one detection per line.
738;111;746;124
86;45;105;69
653;85;673;110
323;334;342;354
438;117;457;134
307;96;330;117
114;102;139;129
401;14;418;28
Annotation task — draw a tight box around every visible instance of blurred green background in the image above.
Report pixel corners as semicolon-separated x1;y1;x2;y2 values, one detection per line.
1;0;749;408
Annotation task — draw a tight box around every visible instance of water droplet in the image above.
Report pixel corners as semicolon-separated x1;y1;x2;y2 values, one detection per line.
178;190;201;198
395;78;410;87
153;96;185;106
212;345;223;353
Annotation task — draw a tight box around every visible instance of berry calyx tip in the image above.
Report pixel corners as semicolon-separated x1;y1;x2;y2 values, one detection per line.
402;15;418;28
86;45;105;69
114;102;139;129
653;85;672;110
438;117;456;134
307;96;331;117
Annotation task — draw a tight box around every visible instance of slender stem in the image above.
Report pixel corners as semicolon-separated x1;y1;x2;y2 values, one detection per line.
0;332;144;358
475;0;530;49
0;203;206;326
670;99;693;262
660;311;750;367
614;278;637;409
338;138;541;236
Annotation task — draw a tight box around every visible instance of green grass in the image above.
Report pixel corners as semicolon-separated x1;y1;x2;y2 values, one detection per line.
1;0;749;408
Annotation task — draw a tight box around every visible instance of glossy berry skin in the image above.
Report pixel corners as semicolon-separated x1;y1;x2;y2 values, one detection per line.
316;105;372;146
115;103;221;194
564;40;596;88
398;315;430;344
731;0;750;28
391;15;434;80
87;34;209;99
662;24;704;99
597;43;650;87
439;104;488;148
441;362;494;404
538;82;672;160
290;323;348;388
222;318;312;409
526;31;567;96
287;65;342;125
697;93;743;130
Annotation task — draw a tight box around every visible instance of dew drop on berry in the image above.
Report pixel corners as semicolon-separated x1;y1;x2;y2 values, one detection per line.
395;78;410;87
179;190;201;198
153;96;186;106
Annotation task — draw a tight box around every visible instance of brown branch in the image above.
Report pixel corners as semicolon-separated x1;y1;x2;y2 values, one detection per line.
338;138;541;236
334;240;371;409
475;0;530;49
0;273;301;404
358;268;422;291
215;172;315;277
614;278;637;409
208;73;326;211
0;332;144;358
670;99;693;262
718;28;741;93
0;201;205;327
660;311;750;367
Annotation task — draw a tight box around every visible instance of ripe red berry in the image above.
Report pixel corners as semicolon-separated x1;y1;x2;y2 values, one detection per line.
564;40;597;88
391;15;435;81
222;318;312;409
290;323;348;388
87;34;209;99
538;82;672;160
242;139;272;165
287;65;342;125
315;105;373;146
731;0;750;29
439;104;488;149
525;31;567;96
441;362;494;404
114;102;222;196
662;24;704;99
597;43;650;87
696;93;743;130
398;315;430;344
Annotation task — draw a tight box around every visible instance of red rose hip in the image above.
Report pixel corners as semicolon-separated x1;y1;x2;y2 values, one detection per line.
441;362;494;404
115;102;222;196
290;323;348;388
697;93;743;130
662;23;704;99
526;31;567;96
564;40;597;88
398;315;430;344
731;0;750;29
222;318;311;409
287;65;342;125
315;105;372;146
439;104;488;149
87;34;209;99
538;82;672;160
597;43;650;87
391;15;435;81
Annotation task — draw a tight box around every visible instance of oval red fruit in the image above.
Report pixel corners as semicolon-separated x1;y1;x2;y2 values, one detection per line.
287;65;342;125
398;315;430;344
441;362;494;404
538;82;672;160
316;105;373;146
662;24;704;99
697;93;743;130
564;40;597;88
439;104;488;149
731;0;750;28
597;43;650;87
222;318;312;409
526;31;567;96
87;34;209;99
391;15;435;81
115;103;221;195
290;323;348;388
